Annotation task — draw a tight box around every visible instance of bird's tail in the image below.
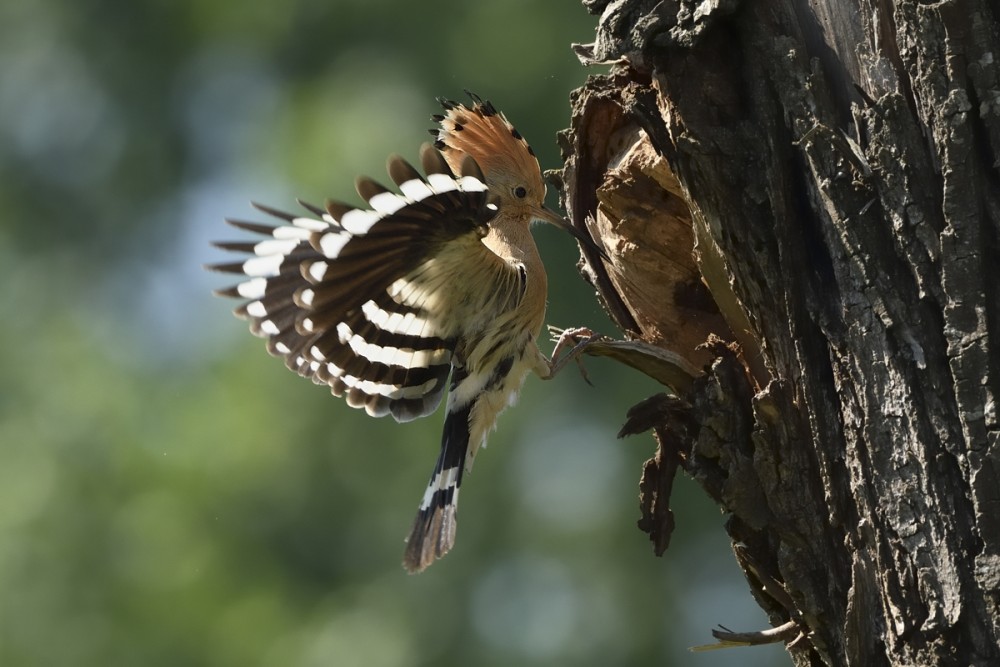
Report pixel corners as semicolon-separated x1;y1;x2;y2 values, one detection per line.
402;376;473;573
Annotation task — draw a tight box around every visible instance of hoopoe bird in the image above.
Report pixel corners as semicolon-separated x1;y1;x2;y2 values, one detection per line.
211;92;596;573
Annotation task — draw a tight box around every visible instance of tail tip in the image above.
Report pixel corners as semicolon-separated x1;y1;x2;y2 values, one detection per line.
401;504;458;574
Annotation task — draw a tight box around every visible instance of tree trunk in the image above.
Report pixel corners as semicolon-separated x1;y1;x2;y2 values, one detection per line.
558;0;1000;664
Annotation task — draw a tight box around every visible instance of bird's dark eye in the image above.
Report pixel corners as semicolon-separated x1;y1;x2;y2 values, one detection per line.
514;186;527;199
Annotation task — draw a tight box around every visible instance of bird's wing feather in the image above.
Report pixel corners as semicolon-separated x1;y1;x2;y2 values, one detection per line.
210;145;523;422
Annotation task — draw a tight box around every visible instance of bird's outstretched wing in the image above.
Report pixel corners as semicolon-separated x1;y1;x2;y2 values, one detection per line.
209;144;521;422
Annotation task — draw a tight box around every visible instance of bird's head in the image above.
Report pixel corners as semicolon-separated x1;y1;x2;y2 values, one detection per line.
431;92;564;229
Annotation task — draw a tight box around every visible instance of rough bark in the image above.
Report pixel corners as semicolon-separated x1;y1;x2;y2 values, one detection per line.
559;0;1000;664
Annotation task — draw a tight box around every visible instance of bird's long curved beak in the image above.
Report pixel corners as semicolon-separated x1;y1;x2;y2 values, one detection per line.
531;205;609;261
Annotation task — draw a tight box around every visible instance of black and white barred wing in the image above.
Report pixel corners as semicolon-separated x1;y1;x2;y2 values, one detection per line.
211;144;509;422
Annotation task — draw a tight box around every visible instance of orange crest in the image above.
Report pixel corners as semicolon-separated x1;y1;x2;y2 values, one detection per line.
431;92;544;196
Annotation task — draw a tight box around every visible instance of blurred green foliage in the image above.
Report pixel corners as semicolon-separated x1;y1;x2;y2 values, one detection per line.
0;1;786;665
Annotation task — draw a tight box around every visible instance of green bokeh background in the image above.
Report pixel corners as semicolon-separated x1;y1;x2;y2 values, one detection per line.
0;1;786;665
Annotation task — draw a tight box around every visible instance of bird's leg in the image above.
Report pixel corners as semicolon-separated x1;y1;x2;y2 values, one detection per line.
544;326;596;383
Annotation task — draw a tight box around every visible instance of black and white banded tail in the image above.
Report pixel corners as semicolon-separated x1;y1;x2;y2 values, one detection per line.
210;144;495;423
401;352;525;573
402;368;472;572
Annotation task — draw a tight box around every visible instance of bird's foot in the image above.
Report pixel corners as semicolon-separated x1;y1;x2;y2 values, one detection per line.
546;326;596;384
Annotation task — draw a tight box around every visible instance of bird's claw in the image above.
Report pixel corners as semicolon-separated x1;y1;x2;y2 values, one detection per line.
546;326;597;382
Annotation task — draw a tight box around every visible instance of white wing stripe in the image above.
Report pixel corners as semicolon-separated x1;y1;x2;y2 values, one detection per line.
245;301;267;318
326;361;438;399
361;299;431;336
388;277;436;309
237;277;267;299
253;238;299;256
319;231;350;258
335;320;449;367
399;178;434;201
426;173;458;194
308;261;328;282
457;175;487;192
273;225;314;240
292;217;329;232
368;191;408;215
339;208;381;235
242;254;283;277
